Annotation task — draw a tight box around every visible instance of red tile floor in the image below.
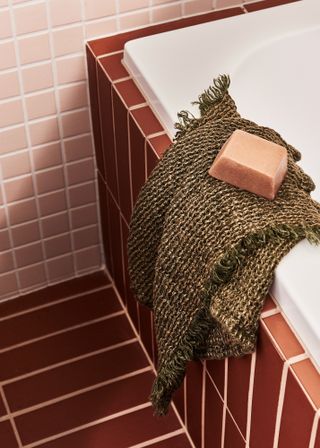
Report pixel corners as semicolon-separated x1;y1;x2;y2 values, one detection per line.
0;271;192;448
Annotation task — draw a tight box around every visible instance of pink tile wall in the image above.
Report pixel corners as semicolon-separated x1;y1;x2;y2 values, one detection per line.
0;0;270;301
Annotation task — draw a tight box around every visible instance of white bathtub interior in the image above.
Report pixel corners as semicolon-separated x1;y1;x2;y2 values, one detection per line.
123;0;320;367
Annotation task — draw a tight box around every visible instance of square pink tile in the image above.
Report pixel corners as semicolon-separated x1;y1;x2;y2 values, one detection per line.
69;182;96;208
22;63;54;93
73;225;99;250
67;158;95;185
44;234;72;258
47;254;74;281
75;245;101;271
41;212;69;237
36;166;65;195
119;0;149;12
0;272;18;298
29;117;60;146
0;207;7;229
64;134;93;162
184;0;212;16
15;242;43;268
14;3;47;35
0;9;12;39
59;83;88;112
56;55;86;84
0;71;20;100
85;16;117;40
38;190;67;217
216;0;242;7
0;99;24;127
1;151;31;179
53;26;84;57
0;41;16;70
119;10;150;30
11;221;41;247
61;109;91;138
0;126;27;154
0;230;11;251
4;175;34;203
152;4;182;22
0;251;14;274
84;0;116;20
71;203;98;229
32;142;62;171
18;33;51;65
25;90;56;120
18;263;47;290
8;198;37;225
49;0;82;26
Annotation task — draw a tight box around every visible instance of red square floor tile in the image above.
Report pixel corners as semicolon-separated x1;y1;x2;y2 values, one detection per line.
204;373;223;448
0;288;121;350
0;420;18;448
15;371;155;445
36;405;181;448
0;313;134;381
131;106;163;137
278;369;315;448
99;53;128;81
5;341;148;412
173;378;185;423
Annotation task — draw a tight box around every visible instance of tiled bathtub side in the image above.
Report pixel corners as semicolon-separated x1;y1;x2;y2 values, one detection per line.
86;4;320;447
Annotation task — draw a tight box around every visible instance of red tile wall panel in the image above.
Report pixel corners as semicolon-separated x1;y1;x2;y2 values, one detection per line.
112;88;132;223
250;326;284;448
185;360;203;447
97;64;118;199
204;373;223;448
278;369;315;448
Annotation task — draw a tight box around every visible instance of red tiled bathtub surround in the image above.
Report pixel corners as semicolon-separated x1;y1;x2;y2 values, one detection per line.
87;3;317;446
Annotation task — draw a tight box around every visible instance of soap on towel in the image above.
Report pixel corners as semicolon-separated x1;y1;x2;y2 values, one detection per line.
209;129;288;200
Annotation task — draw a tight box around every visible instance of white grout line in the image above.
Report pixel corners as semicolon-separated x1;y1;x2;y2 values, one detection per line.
245;351;256;447
0;284;110;322
7;367;153;418
128;429;185;448
201;361;206;448
220;358;228;448
272;362;289;448
2;338;138;386
309;409;320;448
23;402;152;448
0;385;23;448
0;310;125;354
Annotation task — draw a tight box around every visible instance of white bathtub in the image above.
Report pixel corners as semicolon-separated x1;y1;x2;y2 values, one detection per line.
123;0;320;366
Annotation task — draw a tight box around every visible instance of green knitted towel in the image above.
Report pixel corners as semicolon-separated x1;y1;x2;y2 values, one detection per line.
128;75;320;416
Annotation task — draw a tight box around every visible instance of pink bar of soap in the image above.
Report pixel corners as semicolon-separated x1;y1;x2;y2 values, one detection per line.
209;129;288;200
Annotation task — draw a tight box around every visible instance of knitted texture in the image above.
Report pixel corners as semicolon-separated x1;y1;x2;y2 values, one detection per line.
127;76;320;415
